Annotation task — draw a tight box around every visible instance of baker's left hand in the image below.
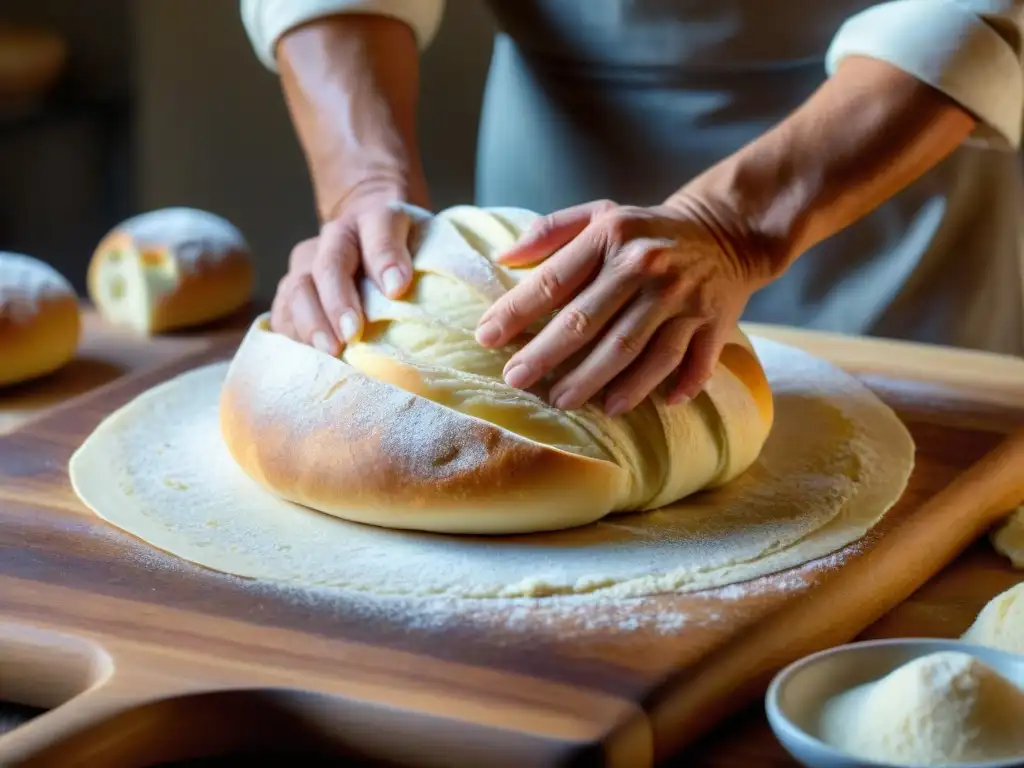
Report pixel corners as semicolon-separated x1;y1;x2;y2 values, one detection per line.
474;198;771;417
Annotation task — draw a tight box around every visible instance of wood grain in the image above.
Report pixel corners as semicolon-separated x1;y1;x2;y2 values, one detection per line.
0;304;258;436
0;326;1022;767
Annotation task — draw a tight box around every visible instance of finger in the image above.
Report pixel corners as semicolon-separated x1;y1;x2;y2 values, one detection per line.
270;276;297;340
498;199;617;267
313;220;364;344
547;293;665;410
356;204;413;299
604;315;704;417
503;261;645;394
289;273;341;356
476;227;605;349
288;237;318;272
668;321;733;404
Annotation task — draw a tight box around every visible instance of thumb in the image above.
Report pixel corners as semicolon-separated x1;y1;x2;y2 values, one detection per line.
668;321;731;404
358;205;414;299
497;199;616;267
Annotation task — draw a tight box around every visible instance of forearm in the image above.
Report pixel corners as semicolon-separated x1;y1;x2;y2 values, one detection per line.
679;56;976;281
277;14;428;221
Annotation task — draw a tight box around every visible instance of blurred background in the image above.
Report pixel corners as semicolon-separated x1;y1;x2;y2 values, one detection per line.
0;0;495;302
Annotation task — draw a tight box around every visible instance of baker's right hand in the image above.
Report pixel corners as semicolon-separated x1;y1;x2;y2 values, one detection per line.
270;190;415;355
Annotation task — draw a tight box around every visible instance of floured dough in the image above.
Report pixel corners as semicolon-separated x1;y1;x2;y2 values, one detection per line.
69;336;914;599
962;583;1024;654
992;508;1024;568
220;205;774;535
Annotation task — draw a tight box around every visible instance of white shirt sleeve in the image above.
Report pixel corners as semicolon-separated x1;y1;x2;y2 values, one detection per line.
240;0;445;71
826;0;1024;150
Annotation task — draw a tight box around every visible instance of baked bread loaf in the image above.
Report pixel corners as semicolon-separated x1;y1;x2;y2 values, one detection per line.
220;205;774;535
88;207;253;335
0;252;80;387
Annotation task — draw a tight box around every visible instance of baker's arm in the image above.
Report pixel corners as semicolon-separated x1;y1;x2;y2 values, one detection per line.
683;0;1024;278
240;0;444;70
826;0;1024;150
240;0;445;351
680;12;1019;283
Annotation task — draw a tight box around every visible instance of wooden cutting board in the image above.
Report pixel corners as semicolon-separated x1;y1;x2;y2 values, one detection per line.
0;305;257;436
1;325;1024;767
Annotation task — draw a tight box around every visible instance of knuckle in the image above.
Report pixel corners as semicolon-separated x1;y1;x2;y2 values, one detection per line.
528;214;556;240
560;306;592;339
501;293;528;325
609;332;645;358
602;210;631;243
654;336;689;367
288;238;317;270
620;244;663;279
291;273;318;305
535;267;563;302
594;199;618;215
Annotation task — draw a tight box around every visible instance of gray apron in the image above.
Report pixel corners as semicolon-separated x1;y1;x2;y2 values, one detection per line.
475;0;1024;355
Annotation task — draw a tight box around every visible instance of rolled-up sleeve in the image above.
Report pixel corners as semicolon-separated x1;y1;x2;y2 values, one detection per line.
241;0;445;71
826;0;1024;150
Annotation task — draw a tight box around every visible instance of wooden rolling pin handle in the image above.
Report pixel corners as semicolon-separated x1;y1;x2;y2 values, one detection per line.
656;427;1024;759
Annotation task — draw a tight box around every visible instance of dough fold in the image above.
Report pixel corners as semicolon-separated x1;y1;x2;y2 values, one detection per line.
219;205;774;534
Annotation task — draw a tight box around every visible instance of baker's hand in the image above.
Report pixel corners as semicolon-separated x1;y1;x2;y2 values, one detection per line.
475;198;770;416
270;187;415;355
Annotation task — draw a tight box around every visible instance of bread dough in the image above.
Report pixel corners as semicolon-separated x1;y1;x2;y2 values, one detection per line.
962;583;1024;654
992;508;1024;568
818;651;1024;766
69;335;914;598
219;205;774;535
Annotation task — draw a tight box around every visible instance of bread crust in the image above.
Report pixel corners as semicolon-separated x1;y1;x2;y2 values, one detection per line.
87;212;254;335
220;316;629;535
0;292;79;388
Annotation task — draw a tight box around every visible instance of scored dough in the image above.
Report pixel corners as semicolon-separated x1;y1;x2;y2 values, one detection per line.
69;336;914;599
220;205;774;535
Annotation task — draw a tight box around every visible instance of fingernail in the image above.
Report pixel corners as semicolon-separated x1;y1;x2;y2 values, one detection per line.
553;389;580;411
504;363;533;389
605;396;629;418
668;392;691;406
381;266;405;298
339;311;359;342
311;331;336;355
476;321;501;347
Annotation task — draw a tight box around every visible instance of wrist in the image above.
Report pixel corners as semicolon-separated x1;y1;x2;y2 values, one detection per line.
324;169;430;222
674;56;974;281
669;127;807;286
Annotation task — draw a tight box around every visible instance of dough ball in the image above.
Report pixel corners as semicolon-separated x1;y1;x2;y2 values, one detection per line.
992;507;1024;569
220;205;775;534
0;252;80;388
88;207;253;335
818;650;1024;766
962;582;1024;654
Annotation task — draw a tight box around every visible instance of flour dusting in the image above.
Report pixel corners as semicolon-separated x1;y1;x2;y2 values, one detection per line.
114;207;248;271
70;336;913;606
0;252;75;322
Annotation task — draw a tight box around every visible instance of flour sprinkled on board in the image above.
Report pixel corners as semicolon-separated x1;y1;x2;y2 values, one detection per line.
102;479;857;641
72;334;912;603
0;252;75;322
